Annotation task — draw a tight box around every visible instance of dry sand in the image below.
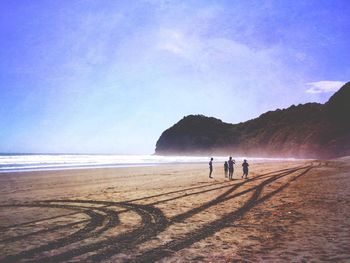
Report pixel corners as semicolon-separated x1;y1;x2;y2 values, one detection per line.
0;158;350;262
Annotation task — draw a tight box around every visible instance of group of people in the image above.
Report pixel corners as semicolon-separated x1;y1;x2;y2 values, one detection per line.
209;157;249;179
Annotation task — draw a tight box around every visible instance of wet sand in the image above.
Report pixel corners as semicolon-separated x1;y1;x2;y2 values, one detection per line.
0;158;350;262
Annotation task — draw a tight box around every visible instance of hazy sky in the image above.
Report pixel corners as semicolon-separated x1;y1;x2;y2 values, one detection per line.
1;0;349;154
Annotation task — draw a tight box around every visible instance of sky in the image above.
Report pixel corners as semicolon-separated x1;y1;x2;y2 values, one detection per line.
0;0;349;154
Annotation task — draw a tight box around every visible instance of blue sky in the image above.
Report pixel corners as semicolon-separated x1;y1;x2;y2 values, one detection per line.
0;0;349;154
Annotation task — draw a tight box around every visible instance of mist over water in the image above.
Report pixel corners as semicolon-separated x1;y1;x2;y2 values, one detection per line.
0;154;299;173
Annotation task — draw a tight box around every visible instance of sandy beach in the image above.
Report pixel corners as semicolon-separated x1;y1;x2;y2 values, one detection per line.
1;158;350;262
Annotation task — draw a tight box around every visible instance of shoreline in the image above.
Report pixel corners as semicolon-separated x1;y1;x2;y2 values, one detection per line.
0;154;309;173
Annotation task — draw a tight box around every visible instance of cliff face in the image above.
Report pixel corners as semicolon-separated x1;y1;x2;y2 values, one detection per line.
155;82;350;158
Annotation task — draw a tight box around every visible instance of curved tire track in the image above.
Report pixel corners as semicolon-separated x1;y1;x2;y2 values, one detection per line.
37;201;168;263
0;202;119;262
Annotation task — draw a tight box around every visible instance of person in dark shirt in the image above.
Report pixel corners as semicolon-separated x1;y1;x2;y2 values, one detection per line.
242;159;249;179
228;157;235;180
224;161;228;178
209;157;213;178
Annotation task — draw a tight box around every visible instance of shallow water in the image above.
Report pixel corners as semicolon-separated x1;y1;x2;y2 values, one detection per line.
0;154;299;172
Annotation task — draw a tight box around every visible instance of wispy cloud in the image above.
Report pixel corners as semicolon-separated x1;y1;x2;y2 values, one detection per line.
157;29;187;55
306;81;345;93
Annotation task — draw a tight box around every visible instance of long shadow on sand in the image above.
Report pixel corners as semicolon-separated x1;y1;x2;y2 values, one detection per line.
0;163;316;262
87;165;314;262
129;166;314;263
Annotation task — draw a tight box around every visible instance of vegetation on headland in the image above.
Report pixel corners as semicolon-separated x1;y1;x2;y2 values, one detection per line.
155;82;350;158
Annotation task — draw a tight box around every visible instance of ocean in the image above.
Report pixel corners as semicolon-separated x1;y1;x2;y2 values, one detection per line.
0;154;297;172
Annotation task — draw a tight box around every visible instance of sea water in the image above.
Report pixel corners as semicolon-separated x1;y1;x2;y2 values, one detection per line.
0;154;297;172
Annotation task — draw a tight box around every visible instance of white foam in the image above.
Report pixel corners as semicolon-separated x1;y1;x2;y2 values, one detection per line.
0;154;299;172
